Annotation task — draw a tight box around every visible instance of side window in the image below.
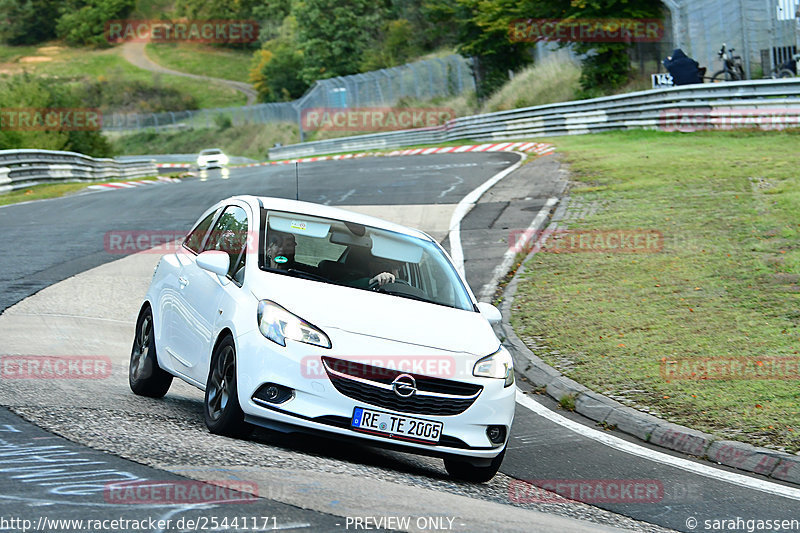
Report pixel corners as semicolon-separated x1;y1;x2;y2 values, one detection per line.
184;210;218;254
204;206;248;283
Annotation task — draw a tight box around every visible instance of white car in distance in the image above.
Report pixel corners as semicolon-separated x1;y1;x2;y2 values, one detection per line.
196;148;228;169
129;196;515;482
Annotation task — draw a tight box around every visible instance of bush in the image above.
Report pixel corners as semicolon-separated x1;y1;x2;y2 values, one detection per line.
55;0;135;47
74;78;199;114
213;114;232;130
0;74;112;157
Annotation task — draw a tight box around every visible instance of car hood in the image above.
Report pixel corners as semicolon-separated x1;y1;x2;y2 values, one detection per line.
251;273;499;356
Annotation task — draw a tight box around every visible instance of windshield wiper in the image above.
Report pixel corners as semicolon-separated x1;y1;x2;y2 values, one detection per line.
376;287;436;305
286;269;334;283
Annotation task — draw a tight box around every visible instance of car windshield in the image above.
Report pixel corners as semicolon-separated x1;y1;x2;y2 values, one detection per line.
260;210;475;311
200;149;222;155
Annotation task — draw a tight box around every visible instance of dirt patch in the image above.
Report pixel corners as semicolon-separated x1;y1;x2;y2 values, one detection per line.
36;46;63;55
19;56;53;63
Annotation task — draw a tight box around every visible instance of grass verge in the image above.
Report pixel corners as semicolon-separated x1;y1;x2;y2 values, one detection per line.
511;129;800;453
0;176;165;207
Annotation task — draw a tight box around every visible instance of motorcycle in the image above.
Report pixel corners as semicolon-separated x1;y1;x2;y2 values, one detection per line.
711;43;745;82
771;53;799;78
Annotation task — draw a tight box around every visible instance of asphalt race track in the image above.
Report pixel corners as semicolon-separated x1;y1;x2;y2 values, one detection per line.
1;153;799;532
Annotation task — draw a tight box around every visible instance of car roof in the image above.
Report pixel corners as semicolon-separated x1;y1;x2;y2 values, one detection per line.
230;195;433;241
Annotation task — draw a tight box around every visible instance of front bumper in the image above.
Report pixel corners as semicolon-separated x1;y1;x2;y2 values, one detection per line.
235;327;516;459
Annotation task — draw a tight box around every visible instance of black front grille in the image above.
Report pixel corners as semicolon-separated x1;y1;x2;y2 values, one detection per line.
321;356;482;416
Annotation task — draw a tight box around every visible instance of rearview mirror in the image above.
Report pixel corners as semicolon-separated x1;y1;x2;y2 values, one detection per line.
196;250;230;277
477;302;502;325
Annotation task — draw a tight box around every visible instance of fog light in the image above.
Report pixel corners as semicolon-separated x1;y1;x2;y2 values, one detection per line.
265;386;279;400
252;383;294;405
487;425;507;445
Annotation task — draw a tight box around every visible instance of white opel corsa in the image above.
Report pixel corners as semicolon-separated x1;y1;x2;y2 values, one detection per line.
130;195;515;481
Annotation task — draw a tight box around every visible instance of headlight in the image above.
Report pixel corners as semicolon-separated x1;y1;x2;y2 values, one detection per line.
219;155;229;164
473;346;514;387
257;300;331;348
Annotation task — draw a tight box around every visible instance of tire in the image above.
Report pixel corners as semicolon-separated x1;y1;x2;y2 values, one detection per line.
778;68;796;79
129;306;173;398
444;448;505;483
711;70;731;82
204;336;253;438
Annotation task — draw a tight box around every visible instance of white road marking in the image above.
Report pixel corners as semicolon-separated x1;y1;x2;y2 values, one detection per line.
338;189;356;203
447;154;524;277
515;389;800;501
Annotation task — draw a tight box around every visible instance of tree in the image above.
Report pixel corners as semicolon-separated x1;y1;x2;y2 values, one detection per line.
56;0;136;47
249;16;308;102
426;0;535;99
294;0;386;84
0;0;60;44
546;0;664;96
361;19;421;71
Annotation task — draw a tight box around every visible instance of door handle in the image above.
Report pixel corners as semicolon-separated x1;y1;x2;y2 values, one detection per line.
179;276;189;287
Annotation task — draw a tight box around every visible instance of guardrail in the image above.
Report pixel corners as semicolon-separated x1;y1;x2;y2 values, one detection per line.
0;149;158;194
269;78;800;159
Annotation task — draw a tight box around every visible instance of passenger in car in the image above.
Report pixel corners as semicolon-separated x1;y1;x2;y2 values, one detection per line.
266;231;298;269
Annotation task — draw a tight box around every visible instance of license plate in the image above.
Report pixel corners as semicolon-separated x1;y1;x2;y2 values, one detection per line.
351;407;443;444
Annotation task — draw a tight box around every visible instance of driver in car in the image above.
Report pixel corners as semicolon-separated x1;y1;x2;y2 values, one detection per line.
348;257;399;289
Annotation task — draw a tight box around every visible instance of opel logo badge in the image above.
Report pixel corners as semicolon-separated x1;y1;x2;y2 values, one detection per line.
391;374;417;398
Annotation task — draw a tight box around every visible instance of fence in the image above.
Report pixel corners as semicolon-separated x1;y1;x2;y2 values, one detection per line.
103;54;475;136
0;149;157;194
268;78;800;159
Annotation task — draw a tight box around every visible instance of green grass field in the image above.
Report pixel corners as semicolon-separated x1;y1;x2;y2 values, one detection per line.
1;43;245;109
511;129;800;453
146;43;253;82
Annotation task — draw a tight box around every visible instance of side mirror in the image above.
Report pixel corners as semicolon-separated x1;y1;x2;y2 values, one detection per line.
477;302;502;325
196;250;230;277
